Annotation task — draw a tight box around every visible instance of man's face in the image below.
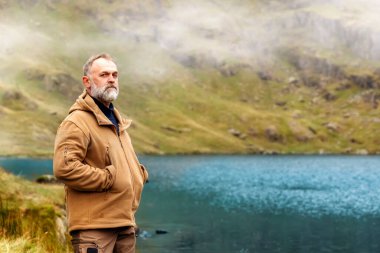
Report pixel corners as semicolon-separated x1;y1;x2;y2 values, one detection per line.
84;58;119;104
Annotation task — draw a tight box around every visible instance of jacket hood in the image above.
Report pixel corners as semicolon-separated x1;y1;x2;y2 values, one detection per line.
69;90;132;129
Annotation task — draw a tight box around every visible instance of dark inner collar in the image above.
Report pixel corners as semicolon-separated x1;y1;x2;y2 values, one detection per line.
92;97;114;117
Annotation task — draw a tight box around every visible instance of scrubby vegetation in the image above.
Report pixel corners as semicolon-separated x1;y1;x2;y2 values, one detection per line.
0;168;70;253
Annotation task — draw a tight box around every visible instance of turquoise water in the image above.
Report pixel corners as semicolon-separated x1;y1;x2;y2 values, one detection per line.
2;155;380;253
136;155;380;253
0;157;53;179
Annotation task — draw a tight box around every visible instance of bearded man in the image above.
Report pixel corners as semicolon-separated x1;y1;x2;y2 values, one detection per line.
53;53;148;253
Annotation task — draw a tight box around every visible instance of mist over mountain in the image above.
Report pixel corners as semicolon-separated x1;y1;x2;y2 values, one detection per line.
1;0;380;156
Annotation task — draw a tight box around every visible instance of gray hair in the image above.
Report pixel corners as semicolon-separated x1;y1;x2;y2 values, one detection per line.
83;53;115;76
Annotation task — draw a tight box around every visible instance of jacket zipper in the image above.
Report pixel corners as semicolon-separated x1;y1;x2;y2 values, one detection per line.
105;146;110;200
114;126;136;203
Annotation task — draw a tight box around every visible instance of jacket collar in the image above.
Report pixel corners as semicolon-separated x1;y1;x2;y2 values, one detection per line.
71;90;132;130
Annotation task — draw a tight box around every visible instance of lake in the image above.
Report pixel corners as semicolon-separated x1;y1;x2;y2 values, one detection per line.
1;155;380;253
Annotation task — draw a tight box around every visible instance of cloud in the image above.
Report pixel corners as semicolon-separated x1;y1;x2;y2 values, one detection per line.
3;0;380;85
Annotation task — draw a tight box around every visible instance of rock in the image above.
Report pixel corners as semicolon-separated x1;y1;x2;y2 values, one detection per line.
349;74;379;89
3;90;22;100
265;125;282;142
173;54;200;68
172;53;220;70
359;91;380;108
343;147;352;154
247;127;258;137
240;97;249;103
228;128;246;140
254;147;266;154
239;133;247;140
35;174;59;184
161;125;191;133
140;230;151;238
275;101;287;107
322;91;337;101
263;150;279;155
156;229;168;234
218;62;250;77
2;90;38;111
335;82;351;91
350;138;362;144
294;135;309;142
257;71;272;81
228;128;239;136
289;121;314;142
311;97;319;104
291;111;303;119
23;68;45;81
325;122;339;132
44;73;82;100
26;101;38;110
220;64;238;77
301;74;321;88
138;230;152;239
161;125;181;133
355;149;369;155
287;49;345;80
288;76;299;85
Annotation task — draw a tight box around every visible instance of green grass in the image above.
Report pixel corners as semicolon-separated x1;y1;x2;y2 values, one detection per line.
0;168;70;253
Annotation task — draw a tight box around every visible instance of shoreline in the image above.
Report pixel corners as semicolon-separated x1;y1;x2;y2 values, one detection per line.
0;151;378;159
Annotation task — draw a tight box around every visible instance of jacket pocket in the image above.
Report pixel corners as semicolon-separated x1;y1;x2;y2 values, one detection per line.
104;146;113;195
105;146;111;166
106;146;130;193
109;167;131;193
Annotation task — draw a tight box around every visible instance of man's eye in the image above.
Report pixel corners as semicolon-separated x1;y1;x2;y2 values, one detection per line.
113;74;118;78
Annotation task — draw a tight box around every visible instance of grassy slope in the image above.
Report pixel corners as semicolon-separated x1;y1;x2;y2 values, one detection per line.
0;0;380;156
0;168;70;253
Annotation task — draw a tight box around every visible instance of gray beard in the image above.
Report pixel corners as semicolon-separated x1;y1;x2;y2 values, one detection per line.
90;82;119;104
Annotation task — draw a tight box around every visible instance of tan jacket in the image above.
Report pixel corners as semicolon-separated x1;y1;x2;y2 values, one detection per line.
53;91;148;232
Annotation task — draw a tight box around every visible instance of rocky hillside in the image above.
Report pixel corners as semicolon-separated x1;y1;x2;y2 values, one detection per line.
1;0;380;156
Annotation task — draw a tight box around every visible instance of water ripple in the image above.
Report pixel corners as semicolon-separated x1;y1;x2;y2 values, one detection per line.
146;155;380;217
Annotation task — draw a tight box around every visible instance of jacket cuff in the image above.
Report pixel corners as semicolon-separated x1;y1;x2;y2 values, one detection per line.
140;164;149;183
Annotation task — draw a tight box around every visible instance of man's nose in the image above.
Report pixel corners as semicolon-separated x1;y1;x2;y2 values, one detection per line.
108;76;115;83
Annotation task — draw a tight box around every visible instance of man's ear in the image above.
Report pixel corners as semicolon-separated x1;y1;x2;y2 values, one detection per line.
82;76;91;90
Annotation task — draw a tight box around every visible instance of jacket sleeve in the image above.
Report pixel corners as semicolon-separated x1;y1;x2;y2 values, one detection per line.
53;120;116;192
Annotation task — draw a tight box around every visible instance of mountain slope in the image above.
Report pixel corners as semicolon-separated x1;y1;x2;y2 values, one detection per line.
1;0;380;156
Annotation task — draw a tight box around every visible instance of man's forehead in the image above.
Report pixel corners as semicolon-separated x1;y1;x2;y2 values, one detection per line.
92;58;118;72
